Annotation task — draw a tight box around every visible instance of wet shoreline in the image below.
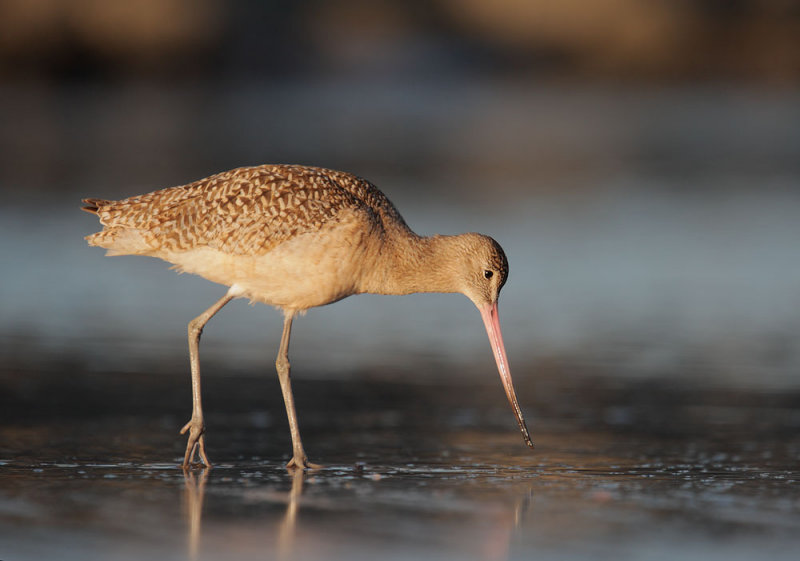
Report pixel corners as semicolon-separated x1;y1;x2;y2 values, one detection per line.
2;367;798;560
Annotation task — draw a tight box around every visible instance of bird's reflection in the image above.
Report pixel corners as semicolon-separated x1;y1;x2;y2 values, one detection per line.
181;466;307;561
481;484;534;561
180;463;530;561
182;467;209;560
514;485;534;527
277;468;305;560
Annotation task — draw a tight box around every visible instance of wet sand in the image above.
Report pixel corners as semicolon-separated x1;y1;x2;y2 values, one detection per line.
1;368;798;561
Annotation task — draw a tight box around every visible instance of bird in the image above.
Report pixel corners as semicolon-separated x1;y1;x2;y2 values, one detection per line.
82;164;533;469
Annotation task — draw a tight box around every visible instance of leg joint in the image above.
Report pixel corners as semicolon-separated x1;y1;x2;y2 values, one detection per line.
188;316;205;337
275;355;290;376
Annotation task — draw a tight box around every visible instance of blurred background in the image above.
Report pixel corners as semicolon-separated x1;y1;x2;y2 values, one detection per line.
1;0;799;397
2;5;800;559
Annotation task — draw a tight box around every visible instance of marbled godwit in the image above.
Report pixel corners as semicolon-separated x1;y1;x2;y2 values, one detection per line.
82;165;533;469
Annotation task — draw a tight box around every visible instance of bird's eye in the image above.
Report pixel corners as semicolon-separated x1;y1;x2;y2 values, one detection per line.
484;270;493;279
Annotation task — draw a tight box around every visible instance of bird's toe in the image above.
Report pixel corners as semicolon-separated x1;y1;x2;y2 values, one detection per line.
180;419;210;468
286;455;322;471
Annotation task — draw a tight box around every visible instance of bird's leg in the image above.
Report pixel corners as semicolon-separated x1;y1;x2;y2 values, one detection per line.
275;312;320;470
180;290;236;468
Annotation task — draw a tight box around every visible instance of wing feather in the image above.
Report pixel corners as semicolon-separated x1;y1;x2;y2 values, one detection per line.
85;164;406;256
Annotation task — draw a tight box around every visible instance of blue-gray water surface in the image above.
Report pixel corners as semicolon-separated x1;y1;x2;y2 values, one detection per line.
1;82;799;560
1;373;798;561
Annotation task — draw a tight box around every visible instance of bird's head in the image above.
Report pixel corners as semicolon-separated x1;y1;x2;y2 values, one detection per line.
452;233;509;309
449;233;533;450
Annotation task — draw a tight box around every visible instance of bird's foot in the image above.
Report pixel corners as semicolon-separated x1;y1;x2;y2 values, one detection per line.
286;454;322;471
180;419;211;469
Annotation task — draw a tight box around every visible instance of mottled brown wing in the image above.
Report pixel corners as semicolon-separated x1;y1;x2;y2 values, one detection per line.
89;165;400;256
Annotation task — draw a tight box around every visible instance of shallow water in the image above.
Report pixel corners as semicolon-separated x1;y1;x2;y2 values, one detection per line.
1;371;798;561
1;82;799;559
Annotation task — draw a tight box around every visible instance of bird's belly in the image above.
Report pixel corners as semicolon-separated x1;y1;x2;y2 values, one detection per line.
159;222;378;311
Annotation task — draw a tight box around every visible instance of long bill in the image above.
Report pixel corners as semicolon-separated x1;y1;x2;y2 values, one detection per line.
479;302;534;449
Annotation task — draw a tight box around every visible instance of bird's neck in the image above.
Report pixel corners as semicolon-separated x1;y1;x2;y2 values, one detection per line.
360;232;465;296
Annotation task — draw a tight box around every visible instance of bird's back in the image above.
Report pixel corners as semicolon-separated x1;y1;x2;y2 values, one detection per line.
84;164;409;257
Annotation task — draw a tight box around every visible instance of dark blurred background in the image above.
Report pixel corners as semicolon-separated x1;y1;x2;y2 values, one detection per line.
2;0;799;192
3;0;800;83
1;0;799;402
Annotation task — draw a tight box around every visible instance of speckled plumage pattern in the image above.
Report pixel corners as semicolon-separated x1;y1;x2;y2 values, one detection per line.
84;164;408;256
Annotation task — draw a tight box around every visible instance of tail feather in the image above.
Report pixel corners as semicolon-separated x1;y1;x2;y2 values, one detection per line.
85;226;152;256
81;198;110;215
81;196;158;256
83;197;148;255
